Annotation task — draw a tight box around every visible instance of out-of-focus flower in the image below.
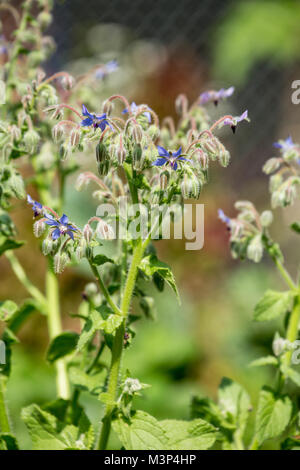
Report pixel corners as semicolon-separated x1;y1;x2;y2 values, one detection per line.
222;110;249;133
45;214;77;240
80;105;111;131
218;208;231;226
122;102;151;123
199;86;234;106
27;194;43;218
153;146;190;171
273;136;298;153
95;60;118;79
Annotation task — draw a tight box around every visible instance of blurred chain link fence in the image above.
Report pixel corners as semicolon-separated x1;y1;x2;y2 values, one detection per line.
47;0;298;184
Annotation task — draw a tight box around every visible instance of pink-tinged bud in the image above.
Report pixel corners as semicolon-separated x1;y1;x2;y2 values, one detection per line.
21;94;32;109
44;105;64;120
70;128;80;146
175;94;188;115
160;171;169;190
131;123;143;143
61;74;75;90
54;252;69;274
9;125;21;141
102;99;114;116
33;219;46;237
75;173;90;191
116;135;126;164
83;224;93;242
262;158;281;175
52;123;64;142
96;220;115;240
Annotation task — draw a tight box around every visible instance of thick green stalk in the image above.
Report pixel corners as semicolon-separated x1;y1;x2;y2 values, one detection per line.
0;377;10;433
45;265;70;399
283;296;300;367
5;251;47;313
98;239;145;450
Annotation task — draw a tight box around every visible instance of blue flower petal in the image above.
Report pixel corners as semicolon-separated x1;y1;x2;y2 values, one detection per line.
67;230;74;240
173;147;182;158
153;158;167;167
81;117;94;127
27;194;34;204
59;214;69;225
157;146;169;157
52;227;61;240
144;111;151;123
172;161;178;171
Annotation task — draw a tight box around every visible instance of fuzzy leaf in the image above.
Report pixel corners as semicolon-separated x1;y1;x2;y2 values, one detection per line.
0;238;25;256
112;411;168;450
0;300;18;322
0;433;19;450
218;377;251;434
69;366;105;395
139;255;180;303
249;356;278;368
254;290;295;322
160;419;217;450
92;254;114;266
255;388;292;446
47;332;79;363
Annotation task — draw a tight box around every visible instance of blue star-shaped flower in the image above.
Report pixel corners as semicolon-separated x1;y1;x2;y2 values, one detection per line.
222;110;249;133
218;209;231;225
80;105;111;131
45;214;77;240
199;86;234;106
273;136;297;152
152;146;190;171
27;194;43;218
95;60;118;79
122;102;151;123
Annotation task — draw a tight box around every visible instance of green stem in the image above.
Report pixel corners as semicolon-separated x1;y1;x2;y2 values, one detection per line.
273;257;297;291
97;239;145;450
46;264;70;399
5;251;47;313
88;261;121;316
283;296;300;368
0;377;10;433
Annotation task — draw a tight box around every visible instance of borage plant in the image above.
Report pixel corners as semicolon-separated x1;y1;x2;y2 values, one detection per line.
0;0;255;452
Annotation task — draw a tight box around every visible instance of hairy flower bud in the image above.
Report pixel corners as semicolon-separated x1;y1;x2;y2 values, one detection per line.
260;210;273;228
102;99;114;116
218;148;230;167
263;158;281;175
54;252;69;274
83;224;93;242
9;173;25;199
132;143;143;169
70;128;80;147
24;129;40;154
131;124;143;143
52;123;64;142
160;171;169;190
148;125;160;141
33;219;46;237
96;220;115;240
42;237;54;255
61;74;75;90
37;11;52;30
247;234;263;263
9;125;21;142
75;173;89;192
116;135;126;164
59;143;70;160
181;173;201;199
175;94;188;115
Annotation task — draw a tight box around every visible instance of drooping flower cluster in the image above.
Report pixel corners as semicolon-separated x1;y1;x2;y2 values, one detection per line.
263;136;300;208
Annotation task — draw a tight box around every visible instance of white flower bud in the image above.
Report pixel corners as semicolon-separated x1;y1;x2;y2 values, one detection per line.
52;123;64;142
33;219;46;237
83;224;93;242
260;210;273;228
61;74;75;90
54;252;69;274
70;128;80;147
96;220;115;240
263;158;281;175
24;129;40;154
247;234;263;263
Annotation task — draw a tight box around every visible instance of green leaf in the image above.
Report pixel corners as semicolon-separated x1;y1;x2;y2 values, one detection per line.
254;290;295;322
8;299;38;332
249;356;278;368
139;255;180;303
0;300;18;322
47;332;79;363
160;419;217;450
69;366;106;395
0;238;25;257
112;411;168;450
280;365;300;387
290;222;300;234
77;307;122;351
255;388;292;446
22;403;94;450
0;433;19;450
218;377;251;434
92;254;114;266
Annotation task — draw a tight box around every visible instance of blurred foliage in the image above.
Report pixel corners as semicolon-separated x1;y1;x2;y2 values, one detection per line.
213;0;300;84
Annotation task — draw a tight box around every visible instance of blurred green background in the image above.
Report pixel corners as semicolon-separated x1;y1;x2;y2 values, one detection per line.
1;0;300;448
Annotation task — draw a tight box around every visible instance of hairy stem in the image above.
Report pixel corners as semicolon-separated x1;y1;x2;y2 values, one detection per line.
88;261;121;316
5;251;47;313
45;264;70;399
0;377;10;433
98;239;145;450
